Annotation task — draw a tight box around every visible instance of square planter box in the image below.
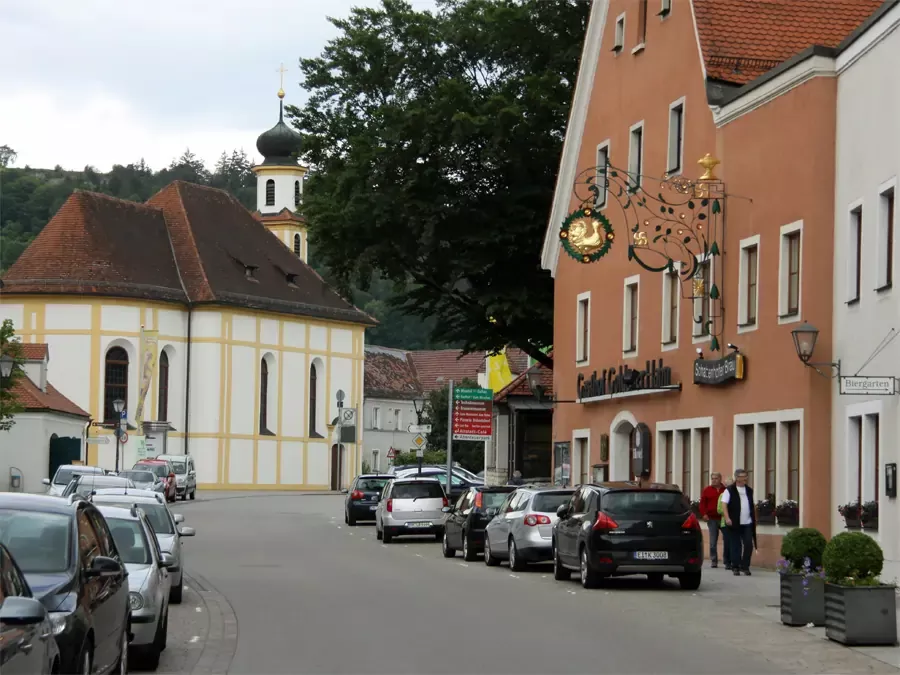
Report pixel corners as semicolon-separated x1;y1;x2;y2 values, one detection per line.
781;574;825;627
825;583;898;646
843;517;861;529
757;513;776;525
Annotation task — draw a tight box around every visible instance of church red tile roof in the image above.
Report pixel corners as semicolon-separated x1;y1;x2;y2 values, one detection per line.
2;181;374;326
11;377;90;419
19;344;49;360
364;346;423;400
694;0;882;85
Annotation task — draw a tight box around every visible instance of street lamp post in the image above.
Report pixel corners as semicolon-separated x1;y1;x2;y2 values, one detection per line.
0;354;14;380
113;398;125;473
790;321;840;377
413;396;425;476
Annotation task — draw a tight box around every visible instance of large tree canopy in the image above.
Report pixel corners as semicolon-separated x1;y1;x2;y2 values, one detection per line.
291;0;590;368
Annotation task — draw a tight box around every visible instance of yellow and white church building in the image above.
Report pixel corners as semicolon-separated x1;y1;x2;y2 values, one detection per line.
0;90;373;491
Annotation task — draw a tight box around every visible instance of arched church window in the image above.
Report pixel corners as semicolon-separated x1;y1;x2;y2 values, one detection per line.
157;351;169;421
104;347;129;422
265;179;275;206
260;358;270;433
309;363;319;437
294;180;301;207
294;234;301;257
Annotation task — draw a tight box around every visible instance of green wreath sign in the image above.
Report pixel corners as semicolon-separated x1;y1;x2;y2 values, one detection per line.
559;207;615;263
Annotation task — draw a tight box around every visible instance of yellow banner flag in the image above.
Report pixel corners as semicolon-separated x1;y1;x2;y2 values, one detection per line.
486;349;514;392
134;329;158;433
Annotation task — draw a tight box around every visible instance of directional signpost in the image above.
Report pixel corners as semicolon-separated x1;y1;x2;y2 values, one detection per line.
452;387;493;441
408;423;432;434
412;433;427;459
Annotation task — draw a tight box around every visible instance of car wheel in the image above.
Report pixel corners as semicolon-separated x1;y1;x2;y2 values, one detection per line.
508;538;525;571
170;573;183;604
383;529;393;544
190;488;196;500
679;571;702;590
79;642;93;675
348;512;357;526
580;547;600;589
160;609;168;651
442;531;456;558
647;572;665;586
182;491;188;501
484;537;500;566
376;526;383;541
553;543;570;581
141;618;163;671
344;511;349;525
462;531;477;562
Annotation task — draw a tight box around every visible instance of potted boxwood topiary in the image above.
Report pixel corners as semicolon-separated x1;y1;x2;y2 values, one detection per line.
823;532;897;645
777;527;826;626
756;493;776;524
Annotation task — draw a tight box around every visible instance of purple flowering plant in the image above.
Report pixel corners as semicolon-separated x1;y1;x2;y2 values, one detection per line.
776;556;826;595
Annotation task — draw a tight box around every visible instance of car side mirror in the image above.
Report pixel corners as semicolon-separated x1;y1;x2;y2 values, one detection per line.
178;526;196;537
173;513;185;524
556;504;569;518
160;552;176;568
441;506;452;513
42;478;51;486
0;596;47;625
85;555;124;579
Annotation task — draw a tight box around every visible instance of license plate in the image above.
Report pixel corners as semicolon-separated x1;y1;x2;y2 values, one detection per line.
634;551;668;560
406;521;432;528
370;505;378;510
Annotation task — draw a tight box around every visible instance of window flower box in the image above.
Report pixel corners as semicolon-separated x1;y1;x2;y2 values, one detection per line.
756;493;776;525
838;501;861;530
775;499;799;527
861;501;878;531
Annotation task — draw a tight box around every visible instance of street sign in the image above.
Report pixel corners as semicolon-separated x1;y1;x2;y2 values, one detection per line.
86;437;110;445
341;408;357;425
416;447;425;458
119;432;129;444
386;447;397;459
412;434;427;449
452;387;493;441
840;376;896;396
407;423;432;434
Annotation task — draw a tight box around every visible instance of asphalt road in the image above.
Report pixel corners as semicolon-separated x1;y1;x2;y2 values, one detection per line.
171;492;897;675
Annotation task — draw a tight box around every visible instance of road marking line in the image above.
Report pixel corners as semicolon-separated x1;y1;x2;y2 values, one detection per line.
337;526;342;529
509;574;520;579
189;636;200;643
416;554;423;558
541;575;548;579
458;563;469;568
195;607;203;612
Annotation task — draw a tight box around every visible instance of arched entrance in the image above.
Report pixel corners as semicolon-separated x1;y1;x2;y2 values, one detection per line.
609;411;638;481
48;434;80;479
330;444;345;491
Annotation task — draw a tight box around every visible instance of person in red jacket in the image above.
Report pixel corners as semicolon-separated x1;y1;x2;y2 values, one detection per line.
699;472;725;568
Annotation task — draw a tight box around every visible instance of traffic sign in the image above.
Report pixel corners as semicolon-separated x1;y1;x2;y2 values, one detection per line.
341;408;357;425
119;432;129;444
412;434;427;449
452;387;493;441
416;447;424;459
407;424;432;434
386;447;397;459
86;437;110;445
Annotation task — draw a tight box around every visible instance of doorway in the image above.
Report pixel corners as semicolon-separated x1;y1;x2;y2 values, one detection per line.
49;435;81;479
611;412;637;481
330;444;345;491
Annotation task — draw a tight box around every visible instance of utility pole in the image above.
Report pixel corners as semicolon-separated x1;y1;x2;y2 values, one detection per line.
336;389;345;490
445;380;454;499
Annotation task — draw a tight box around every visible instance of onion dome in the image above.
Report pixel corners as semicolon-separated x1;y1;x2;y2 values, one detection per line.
256;98;302;166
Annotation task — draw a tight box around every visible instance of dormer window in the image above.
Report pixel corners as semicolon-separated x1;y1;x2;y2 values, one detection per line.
245;265;259;282
265;179;275;206
613;14;625;52
286;273;299;288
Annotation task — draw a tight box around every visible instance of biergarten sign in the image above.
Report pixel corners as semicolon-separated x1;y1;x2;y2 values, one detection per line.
576;359;680;403
693;352;745;386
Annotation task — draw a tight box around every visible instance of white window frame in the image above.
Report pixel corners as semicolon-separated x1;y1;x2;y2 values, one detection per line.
778;220;803;325
373;407;381;430
659;0;672;19
622;274;640;357
691;253;713;343
732;409;804;530
877;177;897;292
393;408;401;430
844;400;882;532
576;291;591;365
661;262;680;351
666;97;685;175
846;199;863;304
632;0;647;54
372;449;381;472
737;235;760;334
613;13;626;53
595;140;610;210
628;121;644;189
655;417;713;498
573;428;591;487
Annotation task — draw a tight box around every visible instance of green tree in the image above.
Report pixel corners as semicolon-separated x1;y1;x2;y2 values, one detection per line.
0;145;16;168
422;378;484;473
291;0;589;368
0;320;26;431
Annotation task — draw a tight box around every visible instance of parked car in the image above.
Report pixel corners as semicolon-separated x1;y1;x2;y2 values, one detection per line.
484;487;574;569
375;478;448;543
60;473;135;498
344;474;393;525
395;467;482;502
42;465;104;496
552;482;703;590
0;542;60;674
97;504;173;670
133;460;177;502
90;489;195;603
154;454;197;501
0;494;130;675
441;485;516;561
118;469;167;494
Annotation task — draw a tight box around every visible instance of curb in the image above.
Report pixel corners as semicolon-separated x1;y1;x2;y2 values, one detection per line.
184;571;239;675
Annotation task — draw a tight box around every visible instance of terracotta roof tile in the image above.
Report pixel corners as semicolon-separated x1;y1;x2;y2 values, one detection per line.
694;0;882;85
408;349;484;393
12;377;90;418
253;208;306;224
19;344;48;360
494;353;554;403
364;345;423;400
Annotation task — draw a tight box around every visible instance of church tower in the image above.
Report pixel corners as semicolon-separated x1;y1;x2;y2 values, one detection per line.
252;76;309;262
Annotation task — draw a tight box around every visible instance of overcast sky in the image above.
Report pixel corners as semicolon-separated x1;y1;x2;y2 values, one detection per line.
1;0;436;172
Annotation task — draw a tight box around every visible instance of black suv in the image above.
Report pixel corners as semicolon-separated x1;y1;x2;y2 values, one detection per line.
0;494;131;675
441;485;516;561
344;474;393;525
552;482;703;590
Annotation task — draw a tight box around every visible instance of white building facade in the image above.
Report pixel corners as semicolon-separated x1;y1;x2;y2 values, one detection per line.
832;1;900;577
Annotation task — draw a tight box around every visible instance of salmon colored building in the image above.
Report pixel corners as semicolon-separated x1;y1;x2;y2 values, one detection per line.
541;0;880;565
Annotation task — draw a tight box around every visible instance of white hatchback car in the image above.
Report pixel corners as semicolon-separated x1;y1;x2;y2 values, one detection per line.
374;477;448;543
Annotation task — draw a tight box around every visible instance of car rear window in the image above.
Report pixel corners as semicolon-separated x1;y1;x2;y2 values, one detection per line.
137;464;170;478
481;491;511;509
392;483;444;499
532;492;574;513
356;478;390;491
602;490;690;514
120;471;155;483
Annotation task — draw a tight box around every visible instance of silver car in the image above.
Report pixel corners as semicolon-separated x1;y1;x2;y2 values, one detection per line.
117;469;167;495
484;487;575;570
375;478;448;543
96;505;173;670
90;489;194;603
154;454;197;501
42;465;104;496
60;474;135;498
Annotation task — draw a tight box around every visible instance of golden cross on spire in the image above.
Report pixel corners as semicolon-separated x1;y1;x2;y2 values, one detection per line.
276;63;287;99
